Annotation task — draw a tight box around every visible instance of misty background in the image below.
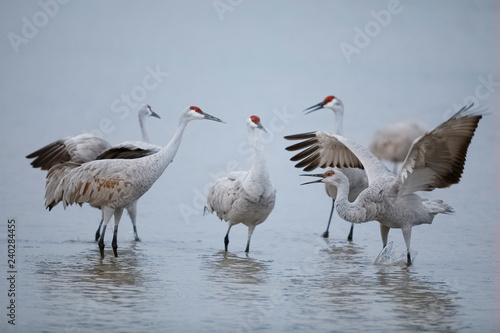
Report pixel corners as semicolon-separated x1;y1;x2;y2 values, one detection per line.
1;1;497;222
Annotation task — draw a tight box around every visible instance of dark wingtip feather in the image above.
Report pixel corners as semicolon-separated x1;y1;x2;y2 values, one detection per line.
96;147;155;160
285;138;318;151
290;145;319;162
294;152;320;168
284;132;317;141
26;141;70;170
303;163;319;172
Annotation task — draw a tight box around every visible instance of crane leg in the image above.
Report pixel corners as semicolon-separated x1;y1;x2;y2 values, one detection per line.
380;224;390;248
322;199;335;238
402;227;412;266
245;225;255;253
126;201;140;241
95;214;103;242
224;224;233;252
133;225;140;242
347;223;354;241
98;207;115;259
112;208;124;258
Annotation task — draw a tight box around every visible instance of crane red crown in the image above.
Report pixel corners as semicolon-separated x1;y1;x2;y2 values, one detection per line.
190;106;203;114
324;96;335;104
250;115;261;123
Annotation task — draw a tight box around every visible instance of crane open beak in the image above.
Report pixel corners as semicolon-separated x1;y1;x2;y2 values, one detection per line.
257;122;268;133
299;173;325;185
203;112;226;124
150;110;161;119
304;102;324;115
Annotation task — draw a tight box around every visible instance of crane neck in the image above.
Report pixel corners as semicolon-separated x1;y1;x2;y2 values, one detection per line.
246;128;270;183
334;112;344;136
139;115;150;143
332;175;357;221
332;173;371;224
150;117;190;175
165;117;189;156
334;176;350;202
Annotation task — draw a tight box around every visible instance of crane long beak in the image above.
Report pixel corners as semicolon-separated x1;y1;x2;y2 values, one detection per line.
150;110;161;119
304;102;324;115
203;112;226;123
300;178;324;186
257;122;268;133
299;173;325;185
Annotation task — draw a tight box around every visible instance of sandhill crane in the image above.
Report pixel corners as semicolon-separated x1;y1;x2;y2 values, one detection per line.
204;116;276;253
93;105;162;242
370;119;427;173
288;104;484;265
27;104;161;242
287;95;367;240
44;106;225;259
26;133;111;170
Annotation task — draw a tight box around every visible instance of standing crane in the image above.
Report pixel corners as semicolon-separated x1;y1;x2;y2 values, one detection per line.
93;105;162;241
204;116;276;253
27;104;161;242
286;95;367;240
44;106;225;259
290;104;484;265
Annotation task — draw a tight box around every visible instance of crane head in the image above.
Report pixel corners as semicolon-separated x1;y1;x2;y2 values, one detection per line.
300;169;341;186
248;115;267;133
186;106;225;123
304;95;344;116
138;104;161;119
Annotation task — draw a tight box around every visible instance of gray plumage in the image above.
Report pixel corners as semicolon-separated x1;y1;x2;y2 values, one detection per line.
44;106;224;258
204;116;276;253
285;95;368;239
27;104;161;242
92;104;161;241
300;104;484;265
26;134;111;170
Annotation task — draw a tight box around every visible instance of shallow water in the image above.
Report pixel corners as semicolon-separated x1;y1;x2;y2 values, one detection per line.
1;189;498;332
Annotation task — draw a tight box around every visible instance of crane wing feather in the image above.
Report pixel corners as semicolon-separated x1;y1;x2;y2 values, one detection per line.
96;146;158;160
396;104;484;195
46;160;133;210
204;171;246;220
27;134;111;170
284;131;365;171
